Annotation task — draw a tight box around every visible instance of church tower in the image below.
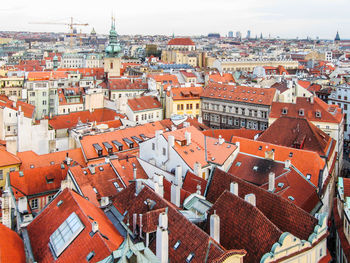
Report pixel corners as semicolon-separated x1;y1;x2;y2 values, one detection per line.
104;17;122;78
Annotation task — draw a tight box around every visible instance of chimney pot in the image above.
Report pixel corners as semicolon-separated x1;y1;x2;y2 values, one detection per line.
92;221;99;233
268;172;275;192
230;182;238;196
210;212;220;243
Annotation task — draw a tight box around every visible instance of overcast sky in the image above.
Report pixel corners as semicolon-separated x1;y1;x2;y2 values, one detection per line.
0;0;348;39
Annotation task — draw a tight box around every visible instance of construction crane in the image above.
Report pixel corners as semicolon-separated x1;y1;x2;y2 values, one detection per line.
29;17;88;47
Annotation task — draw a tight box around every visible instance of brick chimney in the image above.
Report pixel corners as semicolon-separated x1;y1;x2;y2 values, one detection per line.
210;211;220;243
156;212;168;263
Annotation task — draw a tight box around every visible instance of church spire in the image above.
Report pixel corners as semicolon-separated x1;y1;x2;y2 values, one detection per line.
335;31;340;42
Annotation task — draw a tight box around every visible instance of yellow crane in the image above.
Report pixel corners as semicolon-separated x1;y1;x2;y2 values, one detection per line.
29;17;88;47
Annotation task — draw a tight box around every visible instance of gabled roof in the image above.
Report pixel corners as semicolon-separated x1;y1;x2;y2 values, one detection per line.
183;170;207;195
206;168;318;259
159;117;208;131
162;126;237;169
0;95;35;119
80;122;165;161
10;164;68;199
17;148;85;170
112;183;231;263
127;96;162;112
148;73;180;85
0;148;21;167
230;136;325;188
258;116;334;157
108;78;148;91
48;108;124;130
0;223;26;263
208;73;235;83
167;38;195;46
202;83;276;106
27;189;124;262
270;97;343;124
168;86;203;101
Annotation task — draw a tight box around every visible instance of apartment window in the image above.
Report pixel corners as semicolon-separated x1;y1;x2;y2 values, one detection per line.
31;199;38;210
235;107;239;114
0;170;3;180
186;104;190;110
43;100;47;105
136;115;139;122
181;104;184;110
228;117;233;125
152;143;155;151
7;126;10;132
234;119;239;126
196;103;199;109
177;104;181;110
162;147;166;156
190;104;193;110
345;104;348;111
241;108;245;115
48;195;55;202
42;91;47;96
222;116;226;124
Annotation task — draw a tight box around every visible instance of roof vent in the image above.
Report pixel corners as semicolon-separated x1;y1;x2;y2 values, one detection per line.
57;200;63;207
99;166;104;171
288;196;295;201
19;171;24;177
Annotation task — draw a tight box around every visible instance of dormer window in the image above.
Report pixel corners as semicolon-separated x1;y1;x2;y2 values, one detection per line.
315;110;321;118
298;109;304;116
282;108;288;115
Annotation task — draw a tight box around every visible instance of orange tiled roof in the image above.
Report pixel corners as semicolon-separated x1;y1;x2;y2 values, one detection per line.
127;96;162;112
27;71;68;81
209;73;235;83
148;73;180;85
17;148;86;170
162;126;237;169
27;189;124;262
80;122;165;161
202;128;261;141
270;97;343;124
48;108;124;130
108;78;148;90
169;86;203;101
0;223;25;263
0;95;35;119
167;38;195;46
0;148;21;167
202;83;276;106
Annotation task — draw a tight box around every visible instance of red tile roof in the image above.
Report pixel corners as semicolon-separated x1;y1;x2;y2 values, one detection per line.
27;71;68;81
208;73;235;83
27;189;124;263
206;168;319;261
202;128;261;141
202;83;276;106
10;164;68;199
0;223;26;263
230;136;325;188
148;73;180;86
108;78;148;90
167;38;195;46
162;126;237;169
0;148;21;167
258;116;334;157
183;170;207;195
270;97;343;124
168;86;203;100
48;108;124;130
80;122;165;161
0;95;35;119
333;198;350;259
127;96;161;112
112;183;230;263
17;148;85;170
57;68;105;79
159;117;209;131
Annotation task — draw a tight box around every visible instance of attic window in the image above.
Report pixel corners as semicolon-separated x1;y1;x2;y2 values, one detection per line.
315;111;321;118
306;174;311;180
288;196;295;201
235;162;241;167
298;109;304;116
173;240;181;250
30;164;34;169
277;182;284;188
83;170;88;175
186;253;195;263
258;146;262;150
86;251;95;262
282;108;288;114
49;212;84;258
289;152;293;157
99;166;104;171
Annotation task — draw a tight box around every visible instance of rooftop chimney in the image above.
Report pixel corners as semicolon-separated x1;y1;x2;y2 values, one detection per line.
88;166;95;175
196;184;202;195
18;197;28;214
285;159;291;169
92;221;99;233
171;183;181;207
168;135;175;149
244;193;256;206
185;131;191;145
210;211;220;243
198;116;203;124
133;213;137;234
175;165;183;187
265;150;275;160
133;166;137;181
156;212;168;263
135;180;143;195
183;122;190;128
139;214;143;238
193;161;201;176
230;182;238;196
268;172;275;192
235;141;240;151
218;135;225;145
310;95;314;104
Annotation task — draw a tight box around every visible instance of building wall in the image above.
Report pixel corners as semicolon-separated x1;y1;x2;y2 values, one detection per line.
0;164;19;190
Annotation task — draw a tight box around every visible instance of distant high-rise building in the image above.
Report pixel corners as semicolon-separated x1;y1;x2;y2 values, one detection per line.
208;33;220;38
236;31;241;39
260;33;263;39
228;31;233;38
246;30;251;39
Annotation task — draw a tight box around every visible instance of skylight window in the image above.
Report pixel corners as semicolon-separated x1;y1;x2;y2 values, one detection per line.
253;166;258;171
235;162;241;167
306;174;311;180
173;240;181;250
49;212;84;258
186;253;195;263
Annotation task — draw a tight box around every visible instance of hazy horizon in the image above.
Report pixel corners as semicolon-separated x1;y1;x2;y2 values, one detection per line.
0;0;348;39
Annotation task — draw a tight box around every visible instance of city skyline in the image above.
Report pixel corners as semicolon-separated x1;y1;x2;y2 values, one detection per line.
0;0;349;39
